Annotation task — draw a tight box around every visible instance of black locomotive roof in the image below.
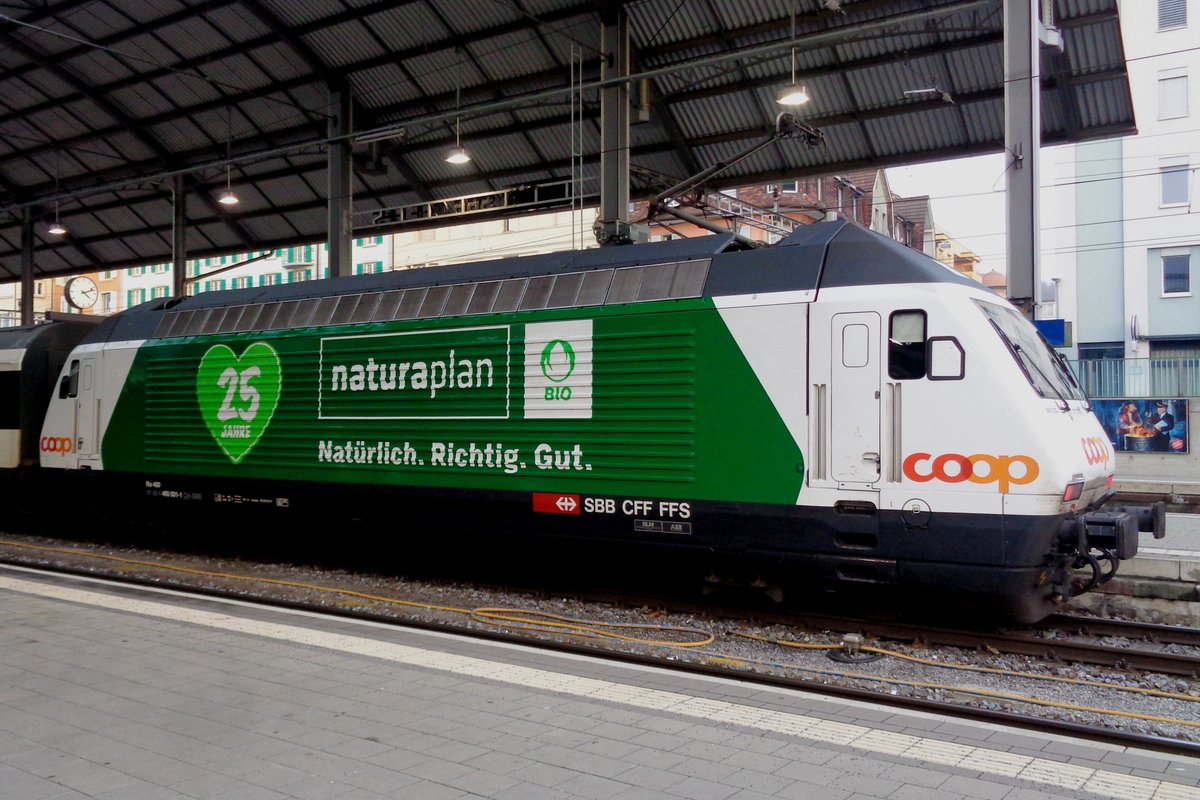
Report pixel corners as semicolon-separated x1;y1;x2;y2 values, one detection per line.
0;318;97;354
86;220;980;344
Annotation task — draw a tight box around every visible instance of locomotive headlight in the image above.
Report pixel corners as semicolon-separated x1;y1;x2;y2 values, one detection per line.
1062;481;1084;502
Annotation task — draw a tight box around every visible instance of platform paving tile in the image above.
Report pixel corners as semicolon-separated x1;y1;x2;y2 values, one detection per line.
527;742;639;779
532;727;598;749
830;772;905;798
505;759;579;788
771;779;854;800
625;729;687;752
937;773;1015;799
578;735;643;760
1098;749;1177;773
666;755;741;783
1068;756;1137;774
980;730;1053;750
0;766;71;800
622;744;689;771
878;762;953;789
725;790;784;800
672;739;742;763
494;781;583;800
770;741;841;765
720;766;796;796
556;771;634;800
773;759;842;785
720;748;789;773
93;781;196;800
439;766;523;797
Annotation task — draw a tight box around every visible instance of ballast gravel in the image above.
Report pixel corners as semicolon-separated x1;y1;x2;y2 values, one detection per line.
1;532;1197;744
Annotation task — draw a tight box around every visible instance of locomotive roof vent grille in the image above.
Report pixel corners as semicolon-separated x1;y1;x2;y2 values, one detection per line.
151;259;710;339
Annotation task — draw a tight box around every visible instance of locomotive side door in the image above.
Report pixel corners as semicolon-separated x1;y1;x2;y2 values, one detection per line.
830;312;881;486
74;356;98;460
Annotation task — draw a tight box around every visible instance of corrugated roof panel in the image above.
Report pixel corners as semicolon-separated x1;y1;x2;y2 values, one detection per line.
404;49;485;99
959;100;1004;145
713;0;795;31
23;107;92;143
468;132;542;172
58;49;136;86
864;107;963;158
175;53;273;97
1061;18;1126;74
269;0;344;27
468;30;558;83
149;117;209;154
943;43;1004;95
536;16;603;67
352;64;424;111
524;120;598;163
108;83;180;120
359;4;451;51
1075;80;1135;130
671;95;772;140
427;0;524;33
254;42;313;83
151;12;239;61
305;21;389;68
629;1;714;49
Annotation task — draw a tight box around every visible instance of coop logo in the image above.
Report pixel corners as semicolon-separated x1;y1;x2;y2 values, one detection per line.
1081;436;1111;466
903;452;1040;494
525;320;592;419
40;436;74;453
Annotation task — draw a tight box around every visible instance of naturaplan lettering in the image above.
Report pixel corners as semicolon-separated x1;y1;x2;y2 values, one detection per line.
319;326;511;420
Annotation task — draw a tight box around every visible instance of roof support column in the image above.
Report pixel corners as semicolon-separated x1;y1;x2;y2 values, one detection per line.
594;11;632;246
328;83;353;278
20;208;34;326
172;175;187;298
1004;0;1041;317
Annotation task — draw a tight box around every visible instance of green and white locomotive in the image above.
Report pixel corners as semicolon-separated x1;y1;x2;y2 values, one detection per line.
9;219;1164;621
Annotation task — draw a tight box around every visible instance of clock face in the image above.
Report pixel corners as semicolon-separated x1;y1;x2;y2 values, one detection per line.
66;276;98;309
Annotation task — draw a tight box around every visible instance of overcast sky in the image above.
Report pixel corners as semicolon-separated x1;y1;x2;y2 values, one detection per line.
886;153;1010;275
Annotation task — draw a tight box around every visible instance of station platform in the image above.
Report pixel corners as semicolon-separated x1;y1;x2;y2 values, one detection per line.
1112;479;1200;513
2;564;1199;800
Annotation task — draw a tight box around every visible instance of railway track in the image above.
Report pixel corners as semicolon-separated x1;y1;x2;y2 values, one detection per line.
1;537;1198;758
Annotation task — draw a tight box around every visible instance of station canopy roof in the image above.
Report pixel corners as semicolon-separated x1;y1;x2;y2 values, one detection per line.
0;0;1134;283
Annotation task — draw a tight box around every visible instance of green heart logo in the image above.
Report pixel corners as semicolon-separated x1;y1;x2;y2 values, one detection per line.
196;342;282;464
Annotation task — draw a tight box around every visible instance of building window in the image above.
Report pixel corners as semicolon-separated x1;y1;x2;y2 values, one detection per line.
100;271;115;280
1159;71;1188;119
1159;0;1187;29
1163;252;1191;295
101;292;114;312
767;181;799;194
1161;160;1190;206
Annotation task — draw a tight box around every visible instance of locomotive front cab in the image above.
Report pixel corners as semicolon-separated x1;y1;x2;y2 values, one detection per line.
968;297;1167;598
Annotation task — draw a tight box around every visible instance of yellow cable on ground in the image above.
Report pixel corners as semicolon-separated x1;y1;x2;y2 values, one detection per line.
734;631;1200;704
471;608;714;647
709;644;1200;730
0;539;711;647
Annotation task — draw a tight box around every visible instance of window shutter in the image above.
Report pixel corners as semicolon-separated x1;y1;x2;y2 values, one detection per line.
1159;75;1188;119
1159;0;1186;29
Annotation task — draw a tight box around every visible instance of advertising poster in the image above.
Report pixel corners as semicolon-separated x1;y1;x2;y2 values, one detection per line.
1093;398;1189;454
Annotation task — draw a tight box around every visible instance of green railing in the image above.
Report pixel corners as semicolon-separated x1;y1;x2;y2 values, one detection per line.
1067;357;1200;398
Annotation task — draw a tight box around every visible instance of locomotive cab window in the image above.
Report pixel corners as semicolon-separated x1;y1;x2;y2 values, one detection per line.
60;359;80;399
0;370;18;428
888;310;927;379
